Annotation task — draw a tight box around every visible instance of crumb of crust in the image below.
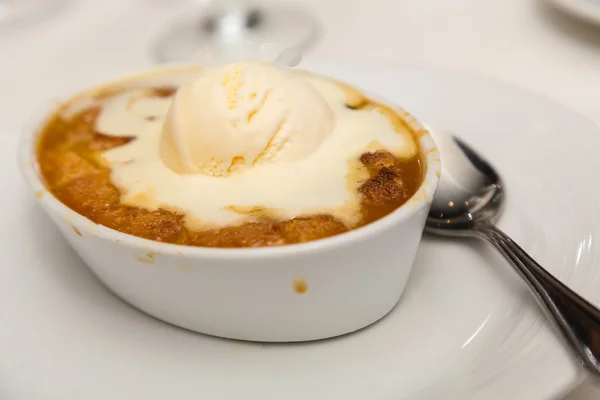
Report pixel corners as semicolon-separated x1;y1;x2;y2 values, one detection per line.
46;151;99;187
359;166;407;206
98;206;186;244
360;150;396;174
189;222;286;248
277;215;348;243
54;170;120;214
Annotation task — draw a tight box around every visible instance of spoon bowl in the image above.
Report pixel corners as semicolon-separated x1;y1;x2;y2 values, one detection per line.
426;135;504;235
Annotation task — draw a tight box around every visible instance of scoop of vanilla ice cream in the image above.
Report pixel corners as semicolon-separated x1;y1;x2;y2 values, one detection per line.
160;62;335;176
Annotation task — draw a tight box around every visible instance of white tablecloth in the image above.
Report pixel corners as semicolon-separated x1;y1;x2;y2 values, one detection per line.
2;0;600;398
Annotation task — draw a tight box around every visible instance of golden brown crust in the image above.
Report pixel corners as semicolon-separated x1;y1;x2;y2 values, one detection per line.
37;97;422;248
359;150;397;174
359;167;407;206
189;222;285;248
277;215;348;243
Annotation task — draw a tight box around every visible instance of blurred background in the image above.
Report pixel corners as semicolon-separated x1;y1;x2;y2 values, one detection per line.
3;0;600;128
2;0;600;398
2;1;600;120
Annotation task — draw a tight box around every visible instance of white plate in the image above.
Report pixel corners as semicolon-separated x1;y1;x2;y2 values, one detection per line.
547;0;600;26
1;64;599;399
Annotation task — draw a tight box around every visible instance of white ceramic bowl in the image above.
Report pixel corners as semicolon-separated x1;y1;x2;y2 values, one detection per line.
18;67;440;342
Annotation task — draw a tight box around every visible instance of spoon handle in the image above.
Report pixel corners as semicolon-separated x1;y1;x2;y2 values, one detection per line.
476;223;600;378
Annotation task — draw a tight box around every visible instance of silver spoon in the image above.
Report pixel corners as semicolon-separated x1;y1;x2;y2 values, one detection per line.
426;129;600;378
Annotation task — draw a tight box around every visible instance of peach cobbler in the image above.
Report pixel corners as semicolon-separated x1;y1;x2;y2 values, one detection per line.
37;63;424;248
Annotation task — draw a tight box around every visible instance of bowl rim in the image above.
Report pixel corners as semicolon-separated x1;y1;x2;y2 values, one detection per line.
18;64;441;261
